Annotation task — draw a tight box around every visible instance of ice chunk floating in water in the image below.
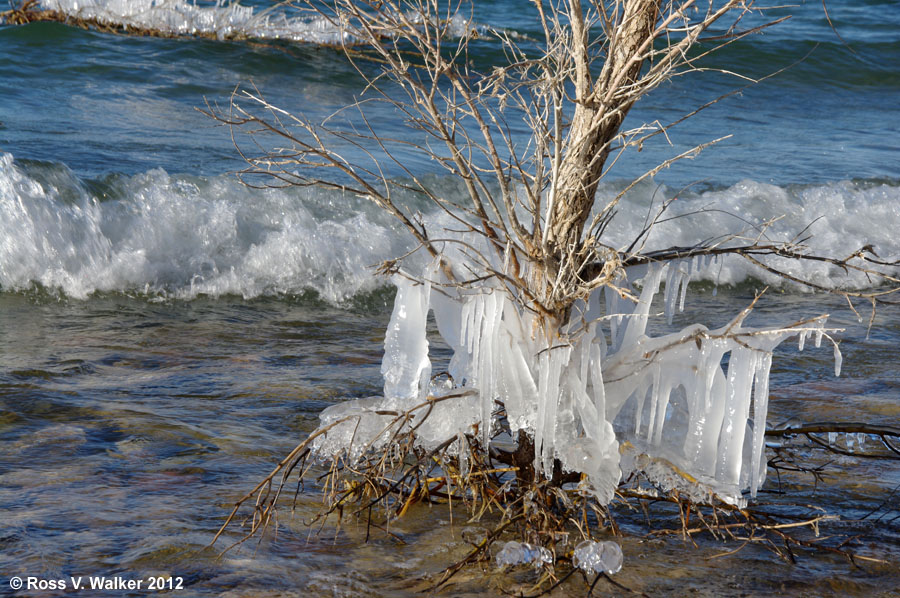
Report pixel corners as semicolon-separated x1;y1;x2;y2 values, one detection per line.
495;541;553;569
573;540;624;575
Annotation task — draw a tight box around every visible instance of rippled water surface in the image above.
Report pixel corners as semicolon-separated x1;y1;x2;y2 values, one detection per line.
1;289;898;596
1;0;899;595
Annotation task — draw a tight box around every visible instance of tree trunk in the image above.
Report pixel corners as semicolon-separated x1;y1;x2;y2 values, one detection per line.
546;0;661;257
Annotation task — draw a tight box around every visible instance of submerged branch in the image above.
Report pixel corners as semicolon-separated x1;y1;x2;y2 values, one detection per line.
768;422;900;460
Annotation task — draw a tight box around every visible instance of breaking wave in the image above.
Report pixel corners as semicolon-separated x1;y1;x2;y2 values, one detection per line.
0;153;413;301
1;152;898;302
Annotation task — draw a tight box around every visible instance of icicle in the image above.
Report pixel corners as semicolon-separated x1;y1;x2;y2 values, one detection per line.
538;345;569;474
478;291;501;447
457;432;469;479
497;330;539;433
460;298;472;357
834;343;843;376
633;382;649;437
533;350;552;475
664;262;678;324
716;347;756;487
678;266;690;313
620;263;664;349
605;286;620;345
652;379;673;446
749;352;772;497
645;365;662;442
589;342;607;427
468;294;483;356
381;274;431;404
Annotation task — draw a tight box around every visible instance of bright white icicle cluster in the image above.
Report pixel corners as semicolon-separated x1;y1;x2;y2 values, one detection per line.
312;255;840;507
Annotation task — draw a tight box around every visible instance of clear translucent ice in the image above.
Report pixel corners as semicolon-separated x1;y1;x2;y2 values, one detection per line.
495;541;552;569
573;540;624;575
311;254;841;508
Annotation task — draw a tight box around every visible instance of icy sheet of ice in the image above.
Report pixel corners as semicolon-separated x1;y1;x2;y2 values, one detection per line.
310;397;395;463
35;0;477;44
573;540;623;575
38;0;350;43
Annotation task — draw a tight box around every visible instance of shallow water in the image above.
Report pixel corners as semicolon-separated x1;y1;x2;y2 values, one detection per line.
1;288;898;597
1;0;900;595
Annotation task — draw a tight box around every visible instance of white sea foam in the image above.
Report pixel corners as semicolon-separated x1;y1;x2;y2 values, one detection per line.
36;0;476;44
0;153;411;301
1;152;898;301
594;178;900;290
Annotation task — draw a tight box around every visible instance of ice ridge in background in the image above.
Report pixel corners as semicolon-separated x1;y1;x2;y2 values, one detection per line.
36;0;475;44
1;152;898;302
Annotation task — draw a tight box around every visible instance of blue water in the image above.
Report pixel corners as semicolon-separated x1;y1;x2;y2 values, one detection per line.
1;1;899;596
2;1;898;186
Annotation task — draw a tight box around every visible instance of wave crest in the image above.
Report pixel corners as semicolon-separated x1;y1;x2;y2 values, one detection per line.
0;153;411;301
1;153;898;302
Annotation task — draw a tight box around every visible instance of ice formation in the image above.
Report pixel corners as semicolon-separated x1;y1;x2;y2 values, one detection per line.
495;541;553;569
35;0;476;44
37;0;356;43
573;540;623;575
312;251;841;508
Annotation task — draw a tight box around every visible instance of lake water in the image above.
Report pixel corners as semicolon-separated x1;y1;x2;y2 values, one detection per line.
1;1;899;596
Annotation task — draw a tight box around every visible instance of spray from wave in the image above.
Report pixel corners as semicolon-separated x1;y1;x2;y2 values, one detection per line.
1;152;898;301
0;153;413;301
